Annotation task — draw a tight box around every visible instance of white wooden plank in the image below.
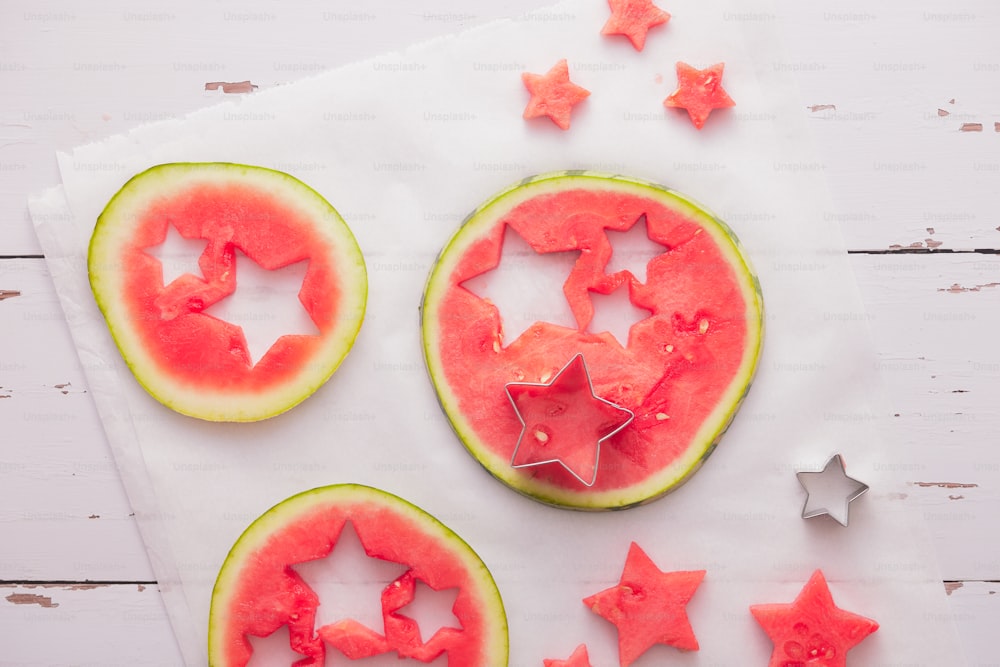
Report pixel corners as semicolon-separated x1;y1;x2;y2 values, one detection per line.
946;580;1000;667
849;252;1000;580
774;0;1000;251
0;583;183;665
0;258;153;581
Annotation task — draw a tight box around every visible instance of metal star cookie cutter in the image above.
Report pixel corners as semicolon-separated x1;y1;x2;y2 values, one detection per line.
504;353;634;487
796;453;870;527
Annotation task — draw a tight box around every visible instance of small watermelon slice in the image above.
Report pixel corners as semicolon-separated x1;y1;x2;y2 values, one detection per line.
88;162;367;421
583;542;704;666
749;570;879;667
663;62;735;129
208;484;508;666
421;172;763;510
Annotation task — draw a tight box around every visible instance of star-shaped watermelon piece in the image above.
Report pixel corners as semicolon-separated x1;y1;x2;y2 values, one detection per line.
750;569;879;667
663;61;735;129
601;0;671;51
506;354;633;486
543;644;592;667
583;542;705;666
522;59;591;130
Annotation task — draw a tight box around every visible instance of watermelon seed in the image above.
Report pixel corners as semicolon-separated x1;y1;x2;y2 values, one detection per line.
698;318;709;334
656;413;670;421
665;344;674;352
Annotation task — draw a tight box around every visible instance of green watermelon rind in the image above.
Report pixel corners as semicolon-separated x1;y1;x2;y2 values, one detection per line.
207;483;509;666
421;171;764;510
88;162;368;422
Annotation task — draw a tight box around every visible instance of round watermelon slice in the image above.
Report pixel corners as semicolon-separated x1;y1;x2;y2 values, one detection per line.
88;162;367;422
208;484;508;666
421;172;763;510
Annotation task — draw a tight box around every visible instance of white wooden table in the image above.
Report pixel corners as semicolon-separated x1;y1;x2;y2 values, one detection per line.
2;1;998;664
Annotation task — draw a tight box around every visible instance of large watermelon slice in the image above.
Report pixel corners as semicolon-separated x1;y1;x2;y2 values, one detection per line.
88;162;367;421
208;484;508;666
421;172;762;510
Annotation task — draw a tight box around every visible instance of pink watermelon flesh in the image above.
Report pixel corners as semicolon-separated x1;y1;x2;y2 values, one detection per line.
126;181;338;387
521;59;591;130
209;485;507;666
663;62;736;130
749;570;879;667
583;542;704;666
507;354;633;485
543;644;592;667
424;174;761;508
601;0;671;51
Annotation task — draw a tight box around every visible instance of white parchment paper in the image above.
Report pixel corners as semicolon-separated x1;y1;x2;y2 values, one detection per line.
30;0;965;664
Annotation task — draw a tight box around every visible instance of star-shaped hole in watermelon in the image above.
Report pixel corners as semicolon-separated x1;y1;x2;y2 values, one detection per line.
394;580;462;645
293;521;409;638
601;0;671;51
521;59;591;130
203;248;320;367
506;354;634;486
603;215;669;284
750;569;879;667
588;283;653;348
663;61;735;129
293;521;462;663
584;542;705;667
144;222;209;287
461;225;580;347
245;624;310;667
